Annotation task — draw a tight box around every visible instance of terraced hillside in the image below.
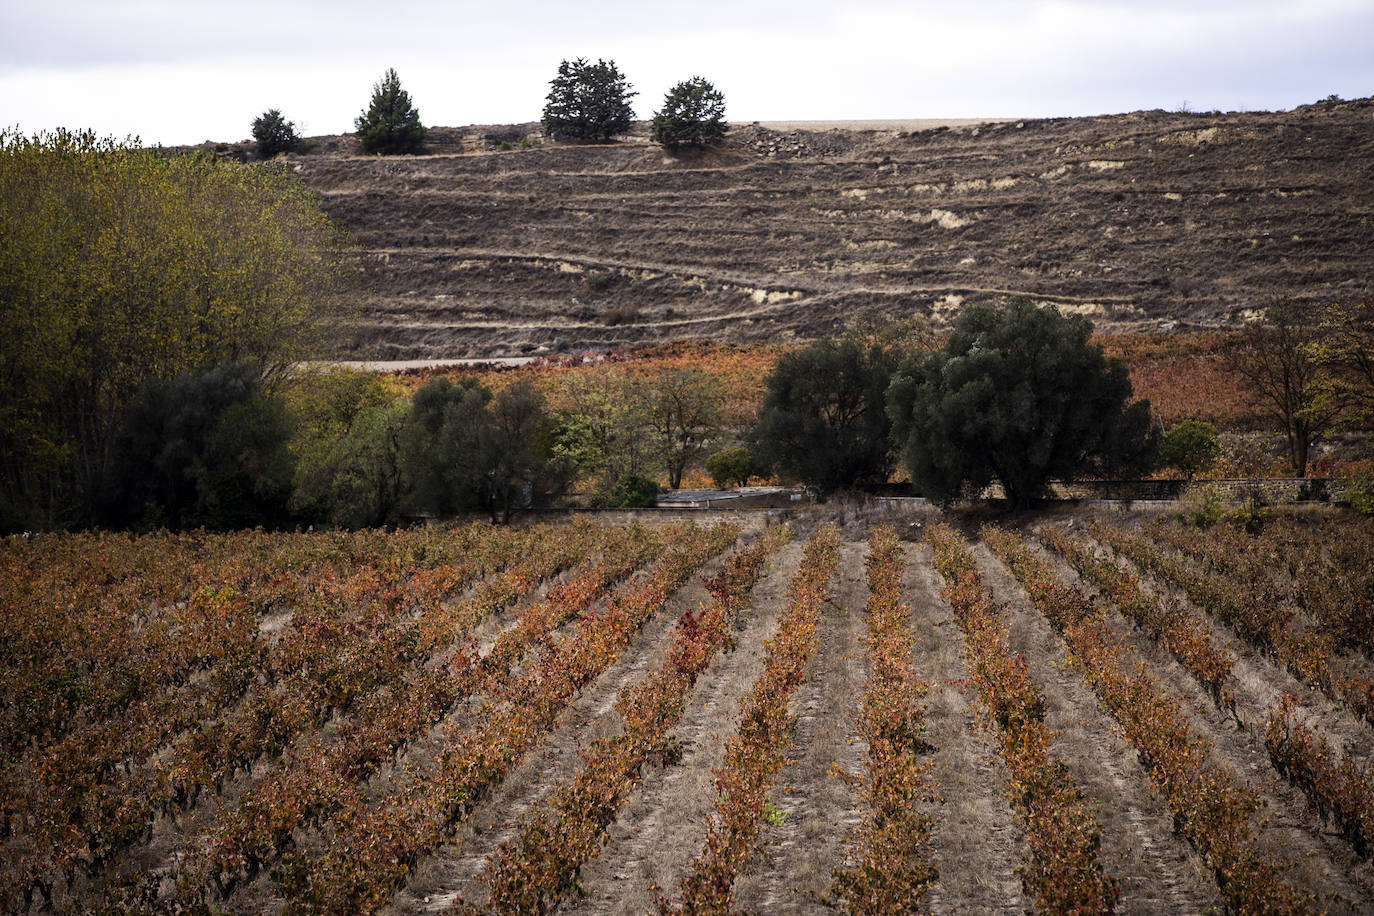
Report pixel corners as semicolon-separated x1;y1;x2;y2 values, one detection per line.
285;98;1374;359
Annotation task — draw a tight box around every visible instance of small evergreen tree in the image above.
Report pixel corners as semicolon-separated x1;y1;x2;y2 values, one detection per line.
251;108;301;158
541;58;637;142
652;77;728;148
355;68;426;155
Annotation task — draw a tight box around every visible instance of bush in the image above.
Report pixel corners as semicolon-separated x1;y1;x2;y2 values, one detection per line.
706;447;757;488
251;108;300;158
610;474;660;508
888;298;1158;509
541;58;636;142
1178;483;1226;528
1346;480;1374;516
753;338;893;494
1160;420;1223;479
651;77;728;149
101;362;293;530
355;68;426;155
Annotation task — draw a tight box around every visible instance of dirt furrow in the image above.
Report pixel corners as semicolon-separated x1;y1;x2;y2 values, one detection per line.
731;540;870;913
385;540;739;914
559;539;806;916
905;541;1030;914
968;540;1224;914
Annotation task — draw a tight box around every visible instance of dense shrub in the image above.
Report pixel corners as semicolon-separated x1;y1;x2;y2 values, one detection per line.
609;474;660;508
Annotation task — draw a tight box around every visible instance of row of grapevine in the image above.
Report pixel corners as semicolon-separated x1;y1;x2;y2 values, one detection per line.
982;525;1316;914
1265;694;1374;859
469;523;794;913
1090;520;1374;726
5;523;543;911
828;525;938;913
273;522;739;913
927;524;1120;914
0;526;504;754
1038;525;1234;710
665;524;841;914
172;522;623;904
1144;514;1374;660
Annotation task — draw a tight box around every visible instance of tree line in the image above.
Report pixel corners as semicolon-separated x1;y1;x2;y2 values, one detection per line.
753;295;1374;509
252;60;727;158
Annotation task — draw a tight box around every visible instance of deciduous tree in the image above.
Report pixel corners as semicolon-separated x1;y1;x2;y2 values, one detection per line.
640;369;725;488
0;128;351;531
1229;299;1350;476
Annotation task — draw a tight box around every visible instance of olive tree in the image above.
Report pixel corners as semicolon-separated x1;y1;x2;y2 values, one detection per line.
753;338;894;494
888;298;1158;509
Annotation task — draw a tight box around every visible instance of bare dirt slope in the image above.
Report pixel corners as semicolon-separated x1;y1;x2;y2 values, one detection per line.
278;100;1374;359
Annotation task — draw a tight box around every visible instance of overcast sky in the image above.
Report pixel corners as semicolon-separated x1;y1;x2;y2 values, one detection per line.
3;0;1372;146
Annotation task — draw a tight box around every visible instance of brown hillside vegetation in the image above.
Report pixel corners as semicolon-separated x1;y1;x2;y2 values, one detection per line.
279;99;1374;360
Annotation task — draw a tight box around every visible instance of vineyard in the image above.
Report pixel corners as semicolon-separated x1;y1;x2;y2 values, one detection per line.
3;507;1374;913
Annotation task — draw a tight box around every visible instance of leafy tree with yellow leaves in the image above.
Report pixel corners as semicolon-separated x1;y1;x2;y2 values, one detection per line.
0;128;353;530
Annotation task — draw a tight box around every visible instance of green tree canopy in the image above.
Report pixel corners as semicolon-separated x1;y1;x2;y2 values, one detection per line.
100;362;294;531
541;58;637;142
399;377;493;517
753;338;894;494
888;298;1158;509
1160;420;1223;479
251;108;301;158
0;128;352;531
355;68;427;155
397;377;570;524
651;77;728;149
475;380;572;523
706;446;758;489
